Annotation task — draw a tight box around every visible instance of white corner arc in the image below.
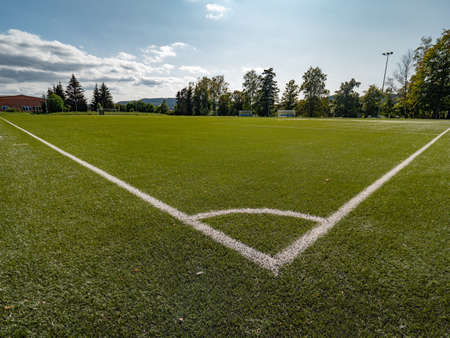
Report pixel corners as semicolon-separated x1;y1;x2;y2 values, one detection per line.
1;116;447;275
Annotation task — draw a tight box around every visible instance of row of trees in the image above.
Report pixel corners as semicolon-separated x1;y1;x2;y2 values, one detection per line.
174;29;449;118
115;100;169;114
43;74;114;113
43;74;171;114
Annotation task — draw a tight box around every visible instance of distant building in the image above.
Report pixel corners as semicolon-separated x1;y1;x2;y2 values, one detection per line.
0;95;44;113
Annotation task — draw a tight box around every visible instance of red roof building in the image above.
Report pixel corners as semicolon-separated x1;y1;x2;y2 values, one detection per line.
0;95;44;112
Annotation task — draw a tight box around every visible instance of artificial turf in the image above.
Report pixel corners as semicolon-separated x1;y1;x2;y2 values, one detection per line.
0;113;448;335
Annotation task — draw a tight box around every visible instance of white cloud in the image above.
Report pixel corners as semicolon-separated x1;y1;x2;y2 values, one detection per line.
205;3;228;20
179;65;209;74
0;29;200;100
117;52;136;61
141;42;188;64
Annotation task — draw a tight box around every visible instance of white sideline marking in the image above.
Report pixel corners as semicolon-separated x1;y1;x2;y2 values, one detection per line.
1;116;447;275
274;127;449;267
192;208;325;223
0;117;278;274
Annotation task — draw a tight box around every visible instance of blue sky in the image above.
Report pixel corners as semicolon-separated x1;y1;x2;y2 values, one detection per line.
0;0;448;101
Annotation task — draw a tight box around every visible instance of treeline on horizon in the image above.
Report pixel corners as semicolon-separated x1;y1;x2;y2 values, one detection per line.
175;29;449;119
36;29;448;118
42;75;114;113
40;75;170;114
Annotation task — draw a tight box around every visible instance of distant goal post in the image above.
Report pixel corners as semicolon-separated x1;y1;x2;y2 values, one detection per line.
97;108;118;115
239;110;253;117
277;110;296;118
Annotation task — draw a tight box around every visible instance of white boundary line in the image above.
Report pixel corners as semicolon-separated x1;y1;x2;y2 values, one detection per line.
0;117;278;274
274;127;449;266
1;116;448;275
192;208;325;223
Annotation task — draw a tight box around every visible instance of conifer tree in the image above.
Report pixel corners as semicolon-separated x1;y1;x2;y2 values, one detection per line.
65;74;87;111
91;84;101;110
53;82;66;103
100;83;114;108
256;68;279;116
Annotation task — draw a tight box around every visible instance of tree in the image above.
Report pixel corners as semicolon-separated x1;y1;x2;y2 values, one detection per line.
175;89;184;115
91;84;101;111
146;103;154;113
175;84;194;115
230;90;244;115
242;70;262;112
296;99;307;116
158;99;169;114
135;100;149;112
40;95;47;113
65;74;87;111
320;97;331;117
280;80;299;110
256;68;279;116
381;88;396;118
210;75;228;114
99;83;114;108
53;82;66;103
186;84;194;115
332;79;361;117
300;67;328;117
193;77;211;115
47;93;64;113
362;85;383;117
393;50;414;117
218;93;231;116
192;84;202;115
413;36;433;67
410;29;449;118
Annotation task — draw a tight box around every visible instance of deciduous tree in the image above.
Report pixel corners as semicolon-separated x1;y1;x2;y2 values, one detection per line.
230;90;244;115
242;70;262;112
332;79;361;117
410;29;449;118
362;85;383;117
393;50;414;117
280;80;299;110
47;93;64;113
300;67;328;116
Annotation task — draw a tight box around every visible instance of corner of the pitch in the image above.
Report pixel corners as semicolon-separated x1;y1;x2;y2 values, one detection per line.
270;261;282;277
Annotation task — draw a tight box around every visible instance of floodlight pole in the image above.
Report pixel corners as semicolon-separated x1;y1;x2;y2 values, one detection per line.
381;51;393;93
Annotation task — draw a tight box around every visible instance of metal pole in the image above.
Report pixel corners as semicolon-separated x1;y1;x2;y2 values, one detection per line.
381;51;393;93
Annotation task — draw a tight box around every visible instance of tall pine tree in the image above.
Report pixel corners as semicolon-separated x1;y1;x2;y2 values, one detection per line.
65;74;87;111
91;84;101;110
100;83;114;108
256;68;279;116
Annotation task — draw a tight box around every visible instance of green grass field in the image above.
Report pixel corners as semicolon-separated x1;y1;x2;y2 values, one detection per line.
1;113;449;335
